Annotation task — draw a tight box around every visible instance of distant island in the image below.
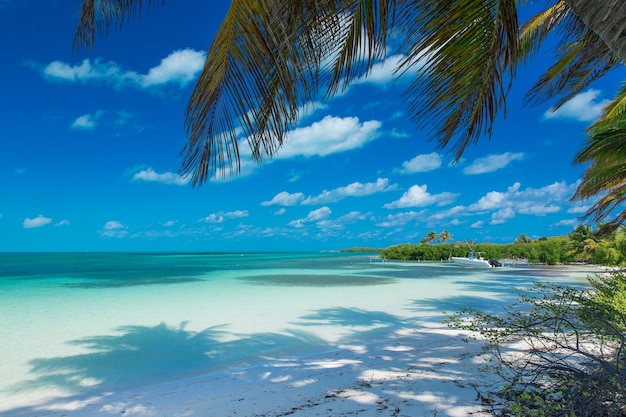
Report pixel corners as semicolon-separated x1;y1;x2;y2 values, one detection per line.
343;225;626;266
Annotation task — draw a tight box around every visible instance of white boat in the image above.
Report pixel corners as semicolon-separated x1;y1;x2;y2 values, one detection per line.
451;252;498;268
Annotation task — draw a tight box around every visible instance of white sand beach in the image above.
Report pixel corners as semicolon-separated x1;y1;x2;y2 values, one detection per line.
12;324;495;417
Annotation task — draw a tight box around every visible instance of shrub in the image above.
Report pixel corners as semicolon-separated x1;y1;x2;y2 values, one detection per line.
447;270;626;416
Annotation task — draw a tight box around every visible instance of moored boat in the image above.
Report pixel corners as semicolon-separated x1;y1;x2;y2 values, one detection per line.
451;251;501;268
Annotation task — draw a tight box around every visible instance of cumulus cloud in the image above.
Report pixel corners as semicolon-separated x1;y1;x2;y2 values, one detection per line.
433;181;577;226
23;215;52;229
261;191;304;207
132;168;190;186
55;220;70;226
277;115;381;158
71;110;105;130
100;220;127;238
375;211;424;228
463;152;525;175
397;152;442;174
302;178;397;205
384;184;458;209
141;49;206;88
490;207;515;225
543;89;611;122
199;210;249;224
354;54;407;86
288;207;332;228
41;49;205;91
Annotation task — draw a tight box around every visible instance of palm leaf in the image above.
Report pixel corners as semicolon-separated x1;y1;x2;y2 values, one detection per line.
521;3;618;109
393;0;519;160
74;0;164;49
572;112;626;232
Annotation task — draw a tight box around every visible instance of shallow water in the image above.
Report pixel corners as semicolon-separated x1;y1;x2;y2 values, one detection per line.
0;252;597;415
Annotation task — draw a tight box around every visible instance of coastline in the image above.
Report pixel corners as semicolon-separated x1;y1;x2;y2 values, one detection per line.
11;323;495;417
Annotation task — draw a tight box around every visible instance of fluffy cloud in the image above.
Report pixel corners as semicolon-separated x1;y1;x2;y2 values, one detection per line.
302;178;397;205
71;110;105;130
132;168;190;186
199;210;249;224
277;115;381;158
433;181;577;226
384;184;458;209
261;191;304;207
42;49;205;90
375;211;422;228
353;54;407;86
141;49;206;88
397;152;442;174
288;207;332;228
543;89;611;122
463;152;525;175
23;215;52;229
100;220;127;238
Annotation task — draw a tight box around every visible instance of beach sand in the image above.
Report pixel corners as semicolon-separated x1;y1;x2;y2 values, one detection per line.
5;323;496;417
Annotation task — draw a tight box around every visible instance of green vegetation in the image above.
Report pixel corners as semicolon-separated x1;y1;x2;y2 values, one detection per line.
380;226;626;266
447;269;626;416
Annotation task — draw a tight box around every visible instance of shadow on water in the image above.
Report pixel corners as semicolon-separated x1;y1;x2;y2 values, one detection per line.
297;307;400;328
237;274;396;287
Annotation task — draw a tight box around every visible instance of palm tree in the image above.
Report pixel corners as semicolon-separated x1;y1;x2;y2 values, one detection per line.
73;1;626;227
566;224;598;261
439;230;452;243
425;230;438;244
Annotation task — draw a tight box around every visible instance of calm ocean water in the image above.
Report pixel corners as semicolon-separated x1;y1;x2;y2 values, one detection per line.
0;252;596;415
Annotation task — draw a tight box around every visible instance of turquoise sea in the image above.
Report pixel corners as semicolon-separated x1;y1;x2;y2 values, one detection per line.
0;252;596;416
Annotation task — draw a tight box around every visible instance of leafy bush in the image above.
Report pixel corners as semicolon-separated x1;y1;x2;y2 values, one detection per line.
447;270;626;416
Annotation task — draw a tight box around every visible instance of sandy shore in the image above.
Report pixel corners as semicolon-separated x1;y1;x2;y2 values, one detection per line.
7;323;498;417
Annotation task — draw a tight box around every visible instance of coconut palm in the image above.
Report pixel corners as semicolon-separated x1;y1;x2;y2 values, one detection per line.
74;1;626;227
439;230;452;243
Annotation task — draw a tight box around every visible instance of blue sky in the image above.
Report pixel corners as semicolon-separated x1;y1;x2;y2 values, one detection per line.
1;1;624;252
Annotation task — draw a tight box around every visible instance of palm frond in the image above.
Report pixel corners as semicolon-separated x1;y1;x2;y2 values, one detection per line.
572;113;626;231
74;0;164;49
395;0;519;160
522;4;618;109
517;1;568;64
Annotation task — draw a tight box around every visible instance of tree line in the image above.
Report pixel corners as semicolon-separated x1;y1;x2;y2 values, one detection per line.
379;225;626;266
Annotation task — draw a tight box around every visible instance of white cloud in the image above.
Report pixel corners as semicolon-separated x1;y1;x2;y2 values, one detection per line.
490;208;515;225
375;211;422;228
354;54;407;86
277;115;381;158
42;49;205;90
132;168;190;186
100;220;127;238
302;178;397;205
199;210;249;224
163;220;177;227
471;221;485;228
430;181;576;226
552;218;578;228
397;152;442;174
70;110;105;130
384;184;458;209
288;207;332;228
141;49;206;88
261;191;304;207
274;208;287;215
463;152;525;175
23;215;52;229
55;220;70;226
567;204;590;214
543;89;611;122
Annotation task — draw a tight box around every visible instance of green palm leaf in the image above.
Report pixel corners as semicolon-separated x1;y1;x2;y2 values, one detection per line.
394;0;519;160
